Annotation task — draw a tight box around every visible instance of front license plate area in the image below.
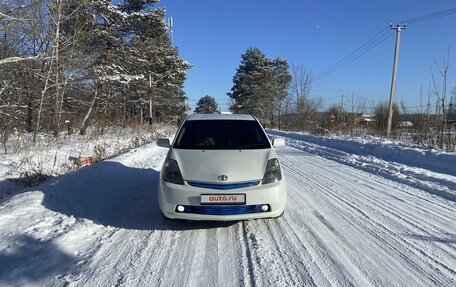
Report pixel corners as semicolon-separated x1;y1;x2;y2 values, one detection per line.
201;194;246;205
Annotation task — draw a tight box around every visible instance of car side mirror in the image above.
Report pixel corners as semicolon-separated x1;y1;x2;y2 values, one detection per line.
157;138;171;148
272;137;285;147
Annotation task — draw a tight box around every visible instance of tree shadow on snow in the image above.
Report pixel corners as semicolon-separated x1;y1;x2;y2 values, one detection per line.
41;161;236;231
0;234;74;286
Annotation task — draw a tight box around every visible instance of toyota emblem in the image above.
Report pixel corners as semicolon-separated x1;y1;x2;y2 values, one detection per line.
218;175;228;181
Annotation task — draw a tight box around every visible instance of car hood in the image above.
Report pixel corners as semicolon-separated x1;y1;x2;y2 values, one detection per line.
170;149;274;182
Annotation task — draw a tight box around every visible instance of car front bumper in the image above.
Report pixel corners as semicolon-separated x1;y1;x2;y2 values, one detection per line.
158;179;287;221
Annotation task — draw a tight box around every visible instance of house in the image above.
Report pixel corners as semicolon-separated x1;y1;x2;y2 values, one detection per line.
399;121;413;128
357;114;376;126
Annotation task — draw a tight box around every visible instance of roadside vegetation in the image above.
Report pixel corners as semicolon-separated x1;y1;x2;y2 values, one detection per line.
0;124;174;203
0;0;189;145
1;0;185;200
227;48;456;152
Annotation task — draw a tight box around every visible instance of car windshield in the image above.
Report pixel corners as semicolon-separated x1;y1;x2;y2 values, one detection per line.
174;119;271;150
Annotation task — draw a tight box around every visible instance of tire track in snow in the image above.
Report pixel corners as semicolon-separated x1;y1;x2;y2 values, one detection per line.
283;138;456;203
145;229;182;286
213;225;243;287
184;228;219;286
324;166;456;265
289;154;456;265
136;228;184;286
279;146;456;286
284;152;456;276
283;165;430;286
236;221;258;287
254;218;317;286
284;159;449;285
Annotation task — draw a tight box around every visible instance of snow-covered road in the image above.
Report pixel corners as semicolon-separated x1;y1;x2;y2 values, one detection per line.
1;135;455;286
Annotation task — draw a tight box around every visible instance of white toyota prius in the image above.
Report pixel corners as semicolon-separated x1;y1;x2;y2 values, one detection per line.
157;113;287;221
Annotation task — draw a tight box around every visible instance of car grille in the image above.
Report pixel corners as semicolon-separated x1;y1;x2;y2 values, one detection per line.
180;205;264;215
186;180;260;190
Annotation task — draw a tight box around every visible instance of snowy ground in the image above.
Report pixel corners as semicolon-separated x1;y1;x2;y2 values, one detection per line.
0;132;455;286
0;126;172;203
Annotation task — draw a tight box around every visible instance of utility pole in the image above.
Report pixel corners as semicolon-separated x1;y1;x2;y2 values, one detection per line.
386;23;406;138
168;17;174;46
149;73;153;126
339;89;344;124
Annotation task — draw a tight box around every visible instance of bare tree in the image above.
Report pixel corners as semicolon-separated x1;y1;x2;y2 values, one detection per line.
285;64;322;130
346;92;367;135
431;47;450;149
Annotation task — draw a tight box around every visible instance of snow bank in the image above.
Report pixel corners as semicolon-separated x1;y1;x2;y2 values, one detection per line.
268;130;456;176
268;129;456;203
0;126;176;203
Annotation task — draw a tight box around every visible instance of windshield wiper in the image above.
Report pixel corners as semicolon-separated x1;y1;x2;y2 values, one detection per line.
236;143;269;149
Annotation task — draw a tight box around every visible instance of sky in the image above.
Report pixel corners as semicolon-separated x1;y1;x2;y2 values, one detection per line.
155;0;456;113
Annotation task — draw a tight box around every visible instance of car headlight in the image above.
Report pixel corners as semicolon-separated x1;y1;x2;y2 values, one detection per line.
262;158;282;184
162;158;184;185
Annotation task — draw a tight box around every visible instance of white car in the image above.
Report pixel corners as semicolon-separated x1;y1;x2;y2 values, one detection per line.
157;113;287;221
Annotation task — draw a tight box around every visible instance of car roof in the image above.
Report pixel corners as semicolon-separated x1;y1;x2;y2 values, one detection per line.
186;114;255;121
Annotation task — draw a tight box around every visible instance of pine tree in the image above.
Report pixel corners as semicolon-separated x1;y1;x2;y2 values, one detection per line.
228;47;291;126
228;48;267;115
0;0;191;137
194;96;218;114
111;0;191;124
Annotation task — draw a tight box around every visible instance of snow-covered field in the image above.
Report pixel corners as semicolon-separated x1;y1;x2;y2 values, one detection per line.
0;131;455;286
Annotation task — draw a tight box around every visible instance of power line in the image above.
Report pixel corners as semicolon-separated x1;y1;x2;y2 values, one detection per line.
312;7;456;82
187;98;230;102
313;30;394;82
313;26;388;80
403;7;456;25
321;102;428;111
